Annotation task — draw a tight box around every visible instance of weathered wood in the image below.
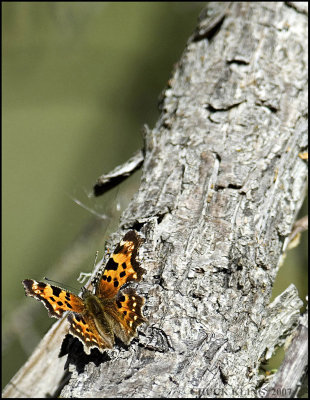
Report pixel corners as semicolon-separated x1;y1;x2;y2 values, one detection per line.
62;2;307;397
3;2;307;398
93;149;144;197
263;308;308;398
3;319;69;398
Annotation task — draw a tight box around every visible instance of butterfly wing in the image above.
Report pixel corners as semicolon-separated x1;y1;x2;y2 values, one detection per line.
95;230;145;299
105;287;146;345
22;279;85;318
67;312;114;354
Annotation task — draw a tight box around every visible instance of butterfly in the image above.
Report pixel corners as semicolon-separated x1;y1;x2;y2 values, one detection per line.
22;230;146;354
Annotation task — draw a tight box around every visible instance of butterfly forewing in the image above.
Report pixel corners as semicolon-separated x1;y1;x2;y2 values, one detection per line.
22;279;85;318
96;230;145;299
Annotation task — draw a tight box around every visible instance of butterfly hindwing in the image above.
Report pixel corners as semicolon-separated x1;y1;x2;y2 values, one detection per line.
111;287;146;344
67;312;114;354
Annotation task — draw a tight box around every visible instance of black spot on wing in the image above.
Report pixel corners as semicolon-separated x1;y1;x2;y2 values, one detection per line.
65;301;73;309
37;282;47;289
105;259;119;271
52;286;62;297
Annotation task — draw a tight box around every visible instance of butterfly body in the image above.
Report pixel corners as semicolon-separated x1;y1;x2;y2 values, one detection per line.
22;230;146;354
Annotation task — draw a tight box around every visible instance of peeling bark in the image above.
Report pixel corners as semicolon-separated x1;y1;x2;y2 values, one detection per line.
263;307;308;398
3;2;308;398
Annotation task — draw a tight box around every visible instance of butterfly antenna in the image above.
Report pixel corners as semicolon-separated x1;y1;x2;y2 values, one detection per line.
93;250;99;268
44;277;78;292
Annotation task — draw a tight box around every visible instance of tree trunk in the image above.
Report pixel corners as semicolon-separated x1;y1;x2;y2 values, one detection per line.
3;2;308;398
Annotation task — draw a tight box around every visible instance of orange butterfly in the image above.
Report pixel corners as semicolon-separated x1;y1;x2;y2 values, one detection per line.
23;230;146;354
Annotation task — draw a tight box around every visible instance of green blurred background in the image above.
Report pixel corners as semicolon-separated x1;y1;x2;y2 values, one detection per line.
2;2;307;391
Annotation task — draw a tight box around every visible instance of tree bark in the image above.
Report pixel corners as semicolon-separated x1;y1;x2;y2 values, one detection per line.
3;2;308;398
264;308;308;398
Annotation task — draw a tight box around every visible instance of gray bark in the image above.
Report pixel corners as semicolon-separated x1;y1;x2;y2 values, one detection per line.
3;2;308;398
264;308;308;398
